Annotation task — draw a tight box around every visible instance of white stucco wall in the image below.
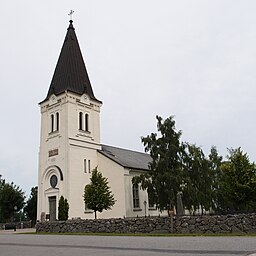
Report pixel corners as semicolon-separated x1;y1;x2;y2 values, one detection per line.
38;92;102;221
38;94;68;220
67;145;99;219
97;154;126;218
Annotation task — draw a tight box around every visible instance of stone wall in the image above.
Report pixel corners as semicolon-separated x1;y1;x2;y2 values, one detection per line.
36;213;256;234
0;221;32;230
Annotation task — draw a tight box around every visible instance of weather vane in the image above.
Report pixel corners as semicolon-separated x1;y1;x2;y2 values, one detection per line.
68;10;74;20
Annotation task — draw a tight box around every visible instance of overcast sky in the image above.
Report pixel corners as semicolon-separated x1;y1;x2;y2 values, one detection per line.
1;0;256;196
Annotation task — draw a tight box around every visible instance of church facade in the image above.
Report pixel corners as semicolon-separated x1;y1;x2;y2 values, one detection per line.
37;20;162;221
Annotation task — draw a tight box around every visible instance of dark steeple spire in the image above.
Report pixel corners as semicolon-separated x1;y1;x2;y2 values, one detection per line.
44;20;101;103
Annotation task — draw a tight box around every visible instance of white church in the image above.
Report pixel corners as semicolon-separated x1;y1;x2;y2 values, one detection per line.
37;20;163;221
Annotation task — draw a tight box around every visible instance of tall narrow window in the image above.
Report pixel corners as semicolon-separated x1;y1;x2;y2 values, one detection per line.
132;184;140;208
56;112;59;131
85;113;89;132
88;160;91;173
51;114;54;133
79;112;83;130
84;159;87;173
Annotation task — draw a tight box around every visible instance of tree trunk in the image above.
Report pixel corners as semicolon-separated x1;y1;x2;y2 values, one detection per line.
94;211;97;219
201;205;204;215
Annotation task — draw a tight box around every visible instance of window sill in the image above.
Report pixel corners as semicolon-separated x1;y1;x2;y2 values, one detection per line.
133;208;142;212
77;130;92;138
47;131;60;140
79;129;91;134
49;131;59;136
84;210;94;214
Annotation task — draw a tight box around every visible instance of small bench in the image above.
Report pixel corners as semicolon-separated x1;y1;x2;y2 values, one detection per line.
4;224;16;231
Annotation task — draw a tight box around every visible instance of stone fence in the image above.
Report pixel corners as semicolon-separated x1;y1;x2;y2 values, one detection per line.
0;221;32;230
36;213;256;234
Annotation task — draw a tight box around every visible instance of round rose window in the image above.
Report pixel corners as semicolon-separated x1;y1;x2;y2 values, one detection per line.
50;175;58;188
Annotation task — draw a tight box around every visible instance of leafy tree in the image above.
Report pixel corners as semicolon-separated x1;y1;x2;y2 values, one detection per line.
0;175;4;221
0;175;3;186
182;144;208;214
0;177;25;222
133;115;185;212
84;167;115;219
58;196;69;221
132;115;256;215
24;186;38;225
208;146;223;211
182;144;221;214
218;147;256;212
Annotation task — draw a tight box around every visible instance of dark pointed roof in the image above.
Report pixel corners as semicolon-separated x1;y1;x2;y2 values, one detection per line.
43;20;101;103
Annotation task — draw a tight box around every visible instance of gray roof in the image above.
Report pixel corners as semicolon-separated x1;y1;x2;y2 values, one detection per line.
99;145;151;171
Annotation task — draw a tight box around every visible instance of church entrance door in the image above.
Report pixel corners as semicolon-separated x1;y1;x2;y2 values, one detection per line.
49;196;57;221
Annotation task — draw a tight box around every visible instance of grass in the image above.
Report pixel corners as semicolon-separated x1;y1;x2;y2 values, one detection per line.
20;231;256;237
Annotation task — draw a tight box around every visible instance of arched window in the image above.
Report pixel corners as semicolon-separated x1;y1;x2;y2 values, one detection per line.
79;112;83;130
85;113;89;132
56;112;59;131
51;114;54;133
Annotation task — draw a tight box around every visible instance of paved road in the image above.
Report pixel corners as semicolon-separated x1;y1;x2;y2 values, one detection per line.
0;233;256;256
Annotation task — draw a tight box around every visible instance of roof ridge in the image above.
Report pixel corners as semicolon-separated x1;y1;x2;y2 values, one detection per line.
101;144;148;155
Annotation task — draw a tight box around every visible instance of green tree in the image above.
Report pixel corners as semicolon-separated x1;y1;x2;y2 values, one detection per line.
0;175;3;186
218;147;256;212
0;177;25;222
58;196;69;221
182;144;221;214
24;186;38;225
183;144;207;214
84;167;115;219
0;175;4;221
133;116;185;212
208;146;223;211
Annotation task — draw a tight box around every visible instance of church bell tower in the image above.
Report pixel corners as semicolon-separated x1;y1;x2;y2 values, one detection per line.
37;20;102;221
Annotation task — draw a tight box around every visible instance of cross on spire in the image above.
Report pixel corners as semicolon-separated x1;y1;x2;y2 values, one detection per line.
68;10;74;20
